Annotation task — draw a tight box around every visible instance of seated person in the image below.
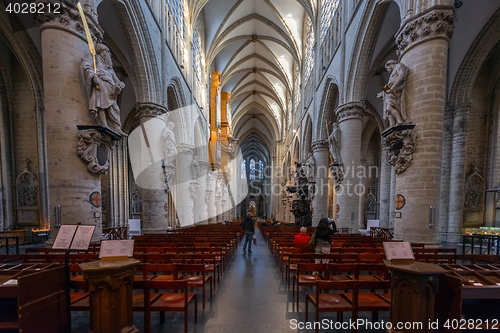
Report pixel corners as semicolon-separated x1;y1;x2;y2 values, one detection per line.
293;227;311;245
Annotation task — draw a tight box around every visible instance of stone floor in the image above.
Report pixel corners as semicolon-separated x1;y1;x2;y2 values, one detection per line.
70;228;395;333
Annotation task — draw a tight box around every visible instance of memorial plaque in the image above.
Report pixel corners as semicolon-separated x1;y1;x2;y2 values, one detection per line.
97;143;108;166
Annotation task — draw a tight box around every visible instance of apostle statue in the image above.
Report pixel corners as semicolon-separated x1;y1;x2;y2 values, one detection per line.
326;122;341;165
81;43;126;136
377;60;410;128
162;121;177;166
191;154;200;180
305;152;315;181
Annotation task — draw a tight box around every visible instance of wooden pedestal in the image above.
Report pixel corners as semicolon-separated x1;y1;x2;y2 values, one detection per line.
384;260;448;333
80;259;140;333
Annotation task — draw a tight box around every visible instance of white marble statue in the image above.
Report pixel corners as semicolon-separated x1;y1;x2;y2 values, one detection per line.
162;121;177;166
81;43;126;135
377;60;410;127
327;122;341;164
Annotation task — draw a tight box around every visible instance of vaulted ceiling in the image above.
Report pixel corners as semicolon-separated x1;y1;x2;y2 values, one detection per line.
200;0;310;162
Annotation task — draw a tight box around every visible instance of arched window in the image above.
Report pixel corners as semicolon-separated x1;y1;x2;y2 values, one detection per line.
193;18;203;84
167;0;184;38
320;0;339;43
258;160;264;179
241;160;246;179
249;159;256;180
303;16;315;84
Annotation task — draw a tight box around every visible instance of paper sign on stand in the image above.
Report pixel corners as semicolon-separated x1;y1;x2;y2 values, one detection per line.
99;240;134;260
53;225;96;250
383;241;415;265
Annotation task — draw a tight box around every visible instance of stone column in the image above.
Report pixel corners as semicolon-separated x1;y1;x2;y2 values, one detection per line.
389;167;396;228
135;103;168;232
334;102;364;233
311;141;329;226
379;149;392;228
446;104;470;242
215;178;223;222
393;6;454;243
37;2;106;242
175;144;195;227
194;162;210;223
206;170;217;223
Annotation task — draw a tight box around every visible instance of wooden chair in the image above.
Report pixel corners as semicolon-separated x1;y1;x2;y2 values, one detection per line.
293;263;327;310
344;279;390;321
175;263;212;309
144;278;197;333
305;280;358;333
326;263;358;282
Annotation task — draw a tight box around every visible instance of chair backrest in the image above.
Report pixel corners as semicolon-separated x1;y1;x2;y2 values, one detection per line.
356;263;388;280
326;263;358;278
142;263;178;280
297;263;327;274
175;263;206;275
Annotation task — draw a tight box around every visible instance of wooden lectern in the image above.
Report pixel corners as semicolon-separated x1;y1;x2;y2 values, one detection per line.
80;258;140;333
384;260;448;332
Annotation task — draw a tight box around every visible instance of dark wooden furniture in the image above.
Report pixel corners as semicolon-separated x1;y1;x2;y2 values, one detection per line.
435;265;500;331
384;260;448;333
0;236;20;255
0;265;68;332
79;258;140;333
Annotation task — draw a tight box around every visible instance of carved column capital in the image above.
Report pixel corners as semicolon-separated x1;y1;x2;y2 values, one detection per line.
135;102;168;118
176;143;195;155
35;1;104;43
396;7;455;57
311;140;329;153
335;102;365;123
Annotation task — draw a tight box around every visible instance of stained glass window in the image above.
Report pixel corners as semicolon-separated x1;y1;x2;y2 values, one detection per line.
258;160;264;179
249;159;256;180
303;16;315;84
241;160;246;179
320;0;339;43
167;0;184;38
193;18;203;84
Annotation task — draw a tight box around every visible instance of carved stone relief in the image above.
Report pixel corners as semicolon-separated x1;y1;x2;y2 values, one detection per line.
382;125;417;174
77;129;114;174
15;159;39;225
463;163;485;227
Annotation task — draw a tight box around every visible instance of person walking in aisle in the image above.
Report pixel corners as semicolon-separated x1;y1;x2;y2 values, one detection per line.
314;218;336;264
241;212;255;253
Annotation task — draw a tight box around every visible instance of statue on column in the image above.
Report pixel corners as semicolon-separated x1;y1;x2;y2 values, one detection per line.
191;155;200;180
327;122;341;165
162;122;178;166
305;152;315;181
377;60;410;128
81;43;126;136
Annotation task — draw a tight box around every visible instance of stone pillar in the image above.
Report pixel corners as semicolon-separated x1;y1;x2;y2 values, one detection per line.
334;102;364;233
393;6;454;243
206;170;217;223
194;162;210;223
37;2;106;242
215;178;223;222
446;104;470;242
176;144;195;227
438;105;455;242
389;167;396;228
379;149;392;228
311;141;329;226
134;103;168;232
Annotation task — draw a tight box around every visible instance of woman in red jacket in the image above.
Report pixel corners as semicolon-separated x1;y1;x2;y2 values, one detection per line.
293;227;311;245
